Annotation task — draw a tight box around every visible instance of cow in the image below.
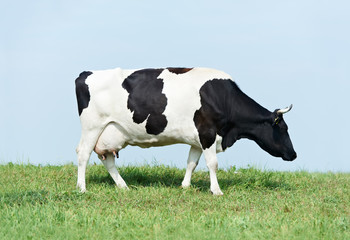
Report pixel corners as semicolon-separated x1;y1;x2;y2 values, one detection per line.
75;67;296;195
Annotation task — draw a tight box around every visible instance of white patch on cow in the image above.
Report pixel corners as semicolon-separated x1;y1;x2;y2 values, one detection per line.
160;69;202;145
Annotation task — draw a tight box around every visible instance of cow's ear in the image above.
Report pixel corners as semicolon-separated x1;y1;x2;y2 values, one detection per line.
271;109;281;126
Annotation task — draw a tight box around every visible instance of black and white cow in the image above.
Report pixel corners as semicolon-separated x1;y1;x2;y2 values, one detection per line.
75;67;296;195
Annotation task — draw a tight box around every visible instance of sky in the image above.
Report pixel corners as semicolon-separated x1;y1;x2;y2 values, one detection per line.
1;0;349;172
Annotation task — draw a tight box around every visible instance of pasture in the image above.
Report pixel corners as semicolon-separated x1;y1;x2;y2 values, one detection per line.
0;163;349;239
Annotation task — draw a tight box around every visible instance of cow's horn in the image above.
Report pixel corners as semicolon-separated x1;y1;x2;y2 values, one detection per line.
277;104;293;115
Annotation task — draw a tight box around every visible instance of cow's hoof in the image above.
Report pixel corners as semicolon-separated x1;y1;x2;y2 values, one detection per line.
76;183;86;193
117;184;129;190
211;189;224;196
181;182;191;188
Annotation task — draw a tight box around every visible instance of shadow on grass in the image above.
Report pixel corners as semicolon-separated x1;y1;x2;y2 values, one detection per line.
88;166;186;188
87;166;294;192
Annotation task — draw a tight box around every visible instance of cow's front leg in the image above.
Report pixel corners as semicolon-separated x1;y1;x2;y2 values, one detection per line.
203;144;223;195
182;146;202;188
100;153;128;189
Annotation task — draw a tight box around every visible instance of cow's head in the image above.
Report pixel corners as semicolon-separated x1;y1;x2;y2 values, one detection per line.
253;105;297;161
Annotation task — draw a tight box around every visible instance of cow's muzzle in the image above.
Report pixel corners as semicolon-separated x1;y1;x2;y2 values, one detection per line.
282;151;297;161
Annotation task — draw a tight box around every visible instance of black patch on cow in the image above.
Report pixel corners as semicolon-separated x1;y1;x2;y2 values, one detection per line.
193;79;233;149
167;67;193;74
122;69;168;135
194;79;235;149
75;71;93;116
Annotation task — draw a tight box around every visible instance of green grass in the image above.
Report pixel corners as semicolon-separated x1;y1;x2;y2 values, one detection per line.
0;163;349;239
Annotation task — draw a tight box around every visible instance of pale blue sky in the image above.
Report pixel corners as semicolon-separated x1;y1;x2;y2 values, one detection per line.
1;1;349;172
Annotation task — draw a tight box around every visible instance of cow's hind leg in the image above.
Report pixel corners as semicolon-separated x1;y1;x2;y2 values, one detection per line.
100;153;128;189
76;128;102;192
203;144;223;195
76;149;89;192
182;146;202;188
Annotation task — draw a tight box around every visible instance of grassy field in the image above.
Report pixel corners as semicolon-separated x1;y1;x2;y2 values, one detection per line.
0;163;349;239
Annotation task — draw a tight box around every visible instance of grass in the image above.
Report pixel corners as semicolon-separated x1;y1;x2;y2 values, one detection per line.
0;163;349;239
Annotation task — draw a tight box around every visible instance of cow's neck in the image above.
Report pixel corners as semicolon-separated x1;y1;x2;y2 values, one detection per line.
230;84;272;125
220;85;272;150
